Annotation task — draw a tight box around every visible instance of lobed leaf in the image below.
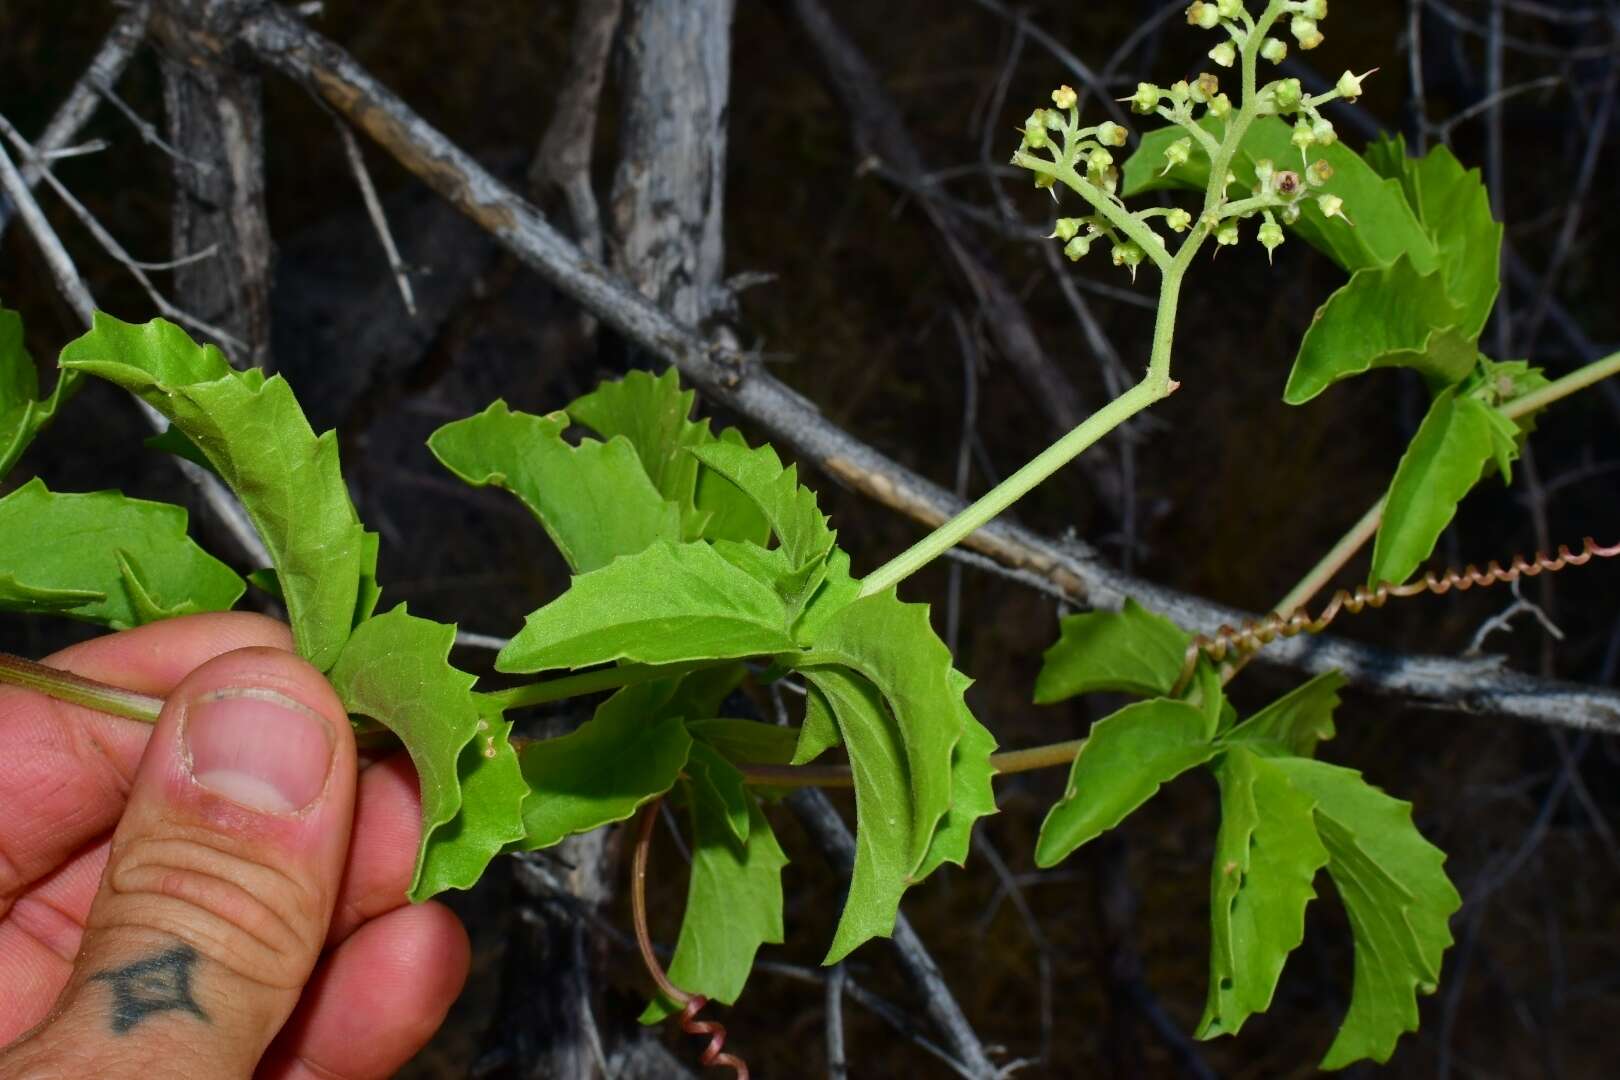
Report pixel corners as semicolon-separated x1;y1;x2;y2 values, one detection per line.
1369;387;1498;587
511;680;693;851
1034;598;1191;703
1034;700;1213;868
428;400;681;573
696;427;773;546
1198;746;1329;1040
497;540;797;673
1283;258;1476;405
326;606;497;898
1272;758;1460;1068
914;669;998;881
1222;670;1346;759
689;439;837;572
686;741;752;845
686;717;799;766
641;782;788;1022
793;681;843;765
413;697;529;898
0;478;243;628
60;313;364;670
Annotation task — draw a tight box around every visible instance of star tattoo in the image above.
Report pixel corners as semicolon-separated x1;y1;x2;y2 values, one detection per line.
89;945;209;1034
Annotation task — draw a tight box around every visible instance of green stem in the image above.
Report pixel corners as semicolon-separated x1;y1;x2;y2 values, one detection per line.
1501;349;1620;421
0;651;162;722
480;659;726;713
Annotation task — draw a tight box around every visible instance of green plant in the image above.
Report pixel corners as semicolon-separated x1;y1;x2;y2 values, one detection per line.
3;0;1618;1073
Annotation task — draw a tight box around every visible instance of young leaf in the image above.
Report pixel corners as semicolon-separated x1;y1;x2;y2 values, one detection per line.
413;698;529;898
326;606;488;897
793;681;843;765
640;784;788;1022
1283;258;1476;405
686;741;751;845
914;669;998;881
1198;746;1329;1040
0;478;244;628
799;591;963;875
497;541;797;674
803;666;913;964
1272;758;1460;1068
60;313;364;671
1123;118;1438;275
689;439;837;571
686;717;799;766
1369;387;1498;587
1034;597;1191;703
1222;671;1347;759
428;400;681;573
1034;700;1213;868
511;680;693;851
566;367;709;535
696;427;773;546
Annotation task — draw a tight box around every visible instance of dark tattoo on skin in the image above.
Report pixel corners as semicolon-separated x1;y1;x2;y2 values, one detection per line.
89;945;208;1034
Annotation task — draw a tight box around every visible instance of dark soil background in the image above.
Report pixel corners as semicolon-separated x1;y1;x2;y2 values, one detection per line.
3;2;1619;1076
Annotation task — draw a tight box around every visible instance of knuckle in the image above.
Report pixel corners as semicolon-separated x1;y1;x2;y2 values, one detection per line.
100;829;326;991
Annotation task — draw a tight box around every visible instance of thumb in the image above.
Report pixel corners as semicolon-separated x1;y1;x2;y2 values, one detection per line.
9;646;357;1079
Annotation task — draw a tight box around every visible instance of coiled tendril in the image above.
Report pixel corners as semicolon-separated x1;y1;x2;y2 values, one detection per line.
1177;536;1620;690
632;800;750;1079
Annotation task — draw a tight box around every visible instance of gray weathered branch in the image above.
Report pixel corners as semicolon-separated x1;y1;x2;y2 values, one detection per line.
238;1;1620;735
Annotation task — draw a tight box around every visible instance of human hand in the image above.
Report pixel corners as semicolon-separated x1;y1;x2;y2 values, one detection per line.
0;613;470;1079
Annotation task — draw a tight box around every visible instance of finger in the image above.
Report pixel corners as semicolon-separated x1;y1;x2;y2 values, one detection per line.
258;902;469;1080
330;752;422;943
0;838;109;1043
0;645;357;1078
0;613;295;921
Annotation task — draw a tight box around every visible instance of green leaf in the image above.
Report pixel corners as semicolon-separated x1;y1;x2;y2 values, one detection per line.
0;478;243;628
60;313;364;670
696;427;772;546
640;783;787;1022
795;547;860;643
793;681;843;765
1034;699;1213;867
1272;758;1460;1068
800;591;962;875
686;717;799;766
0;306;40;477
1198;746;1329;1040
1366;136;1502;339
689;439;836;571
664;663;748;721
1223;671;1347;759
413;697;529;897
914;669;998;881
1123;118;1438;275
1369;387;1498;586
143;426;216;474
803;667;913;963
1283;257;1477;405
428;400;681;573
1034;598;1191;703
326;606;487;897
497;541;797;674
511;680;693;850
686;741;751;845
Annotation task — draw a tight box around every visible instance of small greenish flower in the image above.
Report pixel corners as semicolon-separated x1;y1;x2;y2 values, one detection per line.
1051;84;1078;110
1291;118;1316;150
1023;109;1050;149
1111;239;1145;279
1095;121;1129;147
1307;159;1334;186
1274;170;1301;197
1272;78;1304;112
1336;69;1371;102
1186;1;1221;29
1254;158;1276;189
1208;40;1237;67
1298;0;1327;18
1311;117;1337;146
1216;0;1244;17
1258;216;1285;261
1161;137;1193;174
1050;217;1083;242
1088;147;1115;172
1290;15;1323;49
1192;72;1220;103
1127;82;1162;114
1166;208;1193;232
1207;92;1234;118
1214;218;1240;246
1317;192;1346;220
1064;234;1093;261
1260;37;1288;63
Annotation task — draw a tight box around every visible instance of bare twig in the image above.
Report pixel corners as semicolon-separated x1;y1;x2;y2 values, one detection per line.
826;963;849;1080
238;1;1620;734
333;119;418;317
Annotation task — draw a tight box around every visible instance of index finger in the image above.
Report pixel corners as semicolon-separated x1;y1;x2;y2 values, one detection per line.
0;612;295;919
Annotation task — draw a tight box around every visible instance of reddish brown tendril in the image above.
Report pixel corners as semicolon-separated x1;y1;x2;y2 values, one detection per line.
1176;536;1620;692
632;800;750;1079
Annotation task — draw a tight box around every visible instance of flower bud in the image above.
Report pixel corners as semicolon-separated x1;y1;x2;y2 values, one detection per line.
1272;78;1303;112
1161;137;1193;174
1258;217;1285;261
1034;172;1056;193
1088;147;1115;172
1260;36;1288;63
1216;0;1244;16
1336;69;1369;102
1207;92;1234;118
1291;118;1316;150
1050;217;1083;241
1187;1;1221;29
1215;218;1240;246
1166;208;1193;232
1128;82;1162;114
1280;202;1301;224
1299;0;1327;18
1111;240;1145;279
1064;234;1092;261
1052;84;1078;110
1208;41;1237;67
1317;193;1345;219
1096;121;1129;147
1311;117;1337;145
1290;15;1323;48
1307;159;1334;186
1253;157;1276;189
1023;110;1050;149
